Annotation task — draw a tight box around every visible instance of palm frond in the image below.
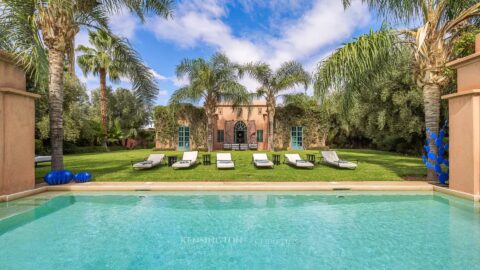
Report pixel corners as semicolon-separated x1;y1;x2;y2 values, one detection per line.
75;4;109;30
0;0;48;86
314;28;401;101
219;81;251;106
343;0;426;23
171;53;249;110
240;62;272;86
442;3;480;34
274;61;311;92
76;29;159;104
169;86;198;106
99;0;173;22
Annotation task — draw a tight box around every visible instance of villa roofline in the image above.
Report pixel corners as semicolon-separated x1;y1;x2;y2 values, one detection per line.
217;100;267;107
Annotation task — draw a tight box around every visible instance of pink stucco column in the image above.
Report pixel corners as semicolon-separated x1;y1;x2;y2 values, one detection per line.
0;51;40;196
442;35;480;199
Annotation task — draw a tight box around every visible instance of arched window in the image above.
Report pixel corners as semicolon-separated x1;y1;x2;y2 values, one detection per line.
234;121;247;131
234;121;247;143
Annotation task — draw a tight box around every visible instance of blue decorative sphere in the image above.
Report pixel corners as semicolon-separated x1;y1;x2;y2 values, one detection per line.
74;172;92;183
44;170;74;185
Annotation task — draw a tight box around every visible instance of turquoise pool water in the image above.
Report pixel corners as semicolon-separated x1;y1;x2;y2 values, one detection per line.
0;192;479;269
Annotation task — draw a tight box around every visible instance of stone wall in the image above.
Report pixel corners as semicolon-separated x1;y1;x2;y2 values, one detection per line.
442;34;480;199
0;51;39;195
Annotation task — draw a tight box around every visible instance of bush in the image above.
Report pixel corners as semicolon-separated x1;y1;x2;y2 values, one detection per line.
63;144;125;154
35;139;44;154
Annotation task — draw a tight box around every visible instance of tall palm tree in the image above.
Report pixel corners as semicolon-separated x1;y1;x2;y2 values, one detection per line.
77;29;158;149
0;0;172;170
242;61;310;151
169;53;250;152
314;0;480;181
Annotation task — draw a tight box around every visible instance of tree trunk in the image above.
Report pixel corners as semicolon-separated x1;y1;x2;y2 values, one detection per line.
319;129;328;147
204;96;215;152
99;68;109;150
266;95;276;151
206;114;213;152
422;83;441;182
48;48;65;170
268;111;275;151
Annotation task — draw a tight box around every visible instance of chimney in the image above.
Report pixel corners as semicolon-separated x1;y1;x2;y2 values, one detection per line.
476;33;480;53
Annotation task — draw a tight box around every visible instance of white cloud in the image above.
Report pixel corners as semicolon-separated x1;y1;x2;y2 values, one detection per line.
150;69;168;80
75;30;90;48
146;1;263;63
170;75;189;87
109;7;138;39
146;0;370;72
239;77;261;93
158;90;169;96
268;0;370;68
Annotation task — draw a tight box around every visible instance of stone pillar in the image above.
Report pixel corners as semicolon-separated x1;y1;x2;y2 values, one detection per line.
0;51;40;196
442;34;480;199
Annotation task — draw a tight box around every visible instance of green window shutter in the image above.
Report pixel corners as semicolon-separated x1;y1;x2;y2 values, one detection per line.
256;130;263;142
217;130;224;142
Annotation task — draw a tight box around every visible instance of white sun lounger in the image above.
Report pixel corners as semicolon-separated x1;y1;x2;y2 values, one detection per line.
217;153;235;169
321;151;358;169
35;156;51;166
253;153;274;168
172;151;198;169
285;154;314;169
132;154;165;169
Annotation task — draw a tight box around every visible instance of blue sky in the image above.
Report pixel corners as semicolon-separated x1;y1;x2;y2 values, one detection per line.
76;0;382;105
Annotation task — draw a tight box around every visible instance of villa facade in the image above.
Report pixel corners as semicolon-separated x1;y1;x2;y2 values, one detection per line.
155;101;272;151
155;101;319;151
211;101;269;150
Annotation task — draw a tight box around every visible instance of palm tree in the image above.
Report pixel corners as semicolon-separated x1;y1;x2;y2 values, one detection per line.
241;61;310;151
314;1;480;181
0;0;172;170
169;53;250;152
77;29;158;149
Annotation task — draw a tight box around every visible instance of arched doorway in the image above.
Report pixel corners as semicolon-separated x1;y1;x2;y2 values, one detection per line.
234;121;247;144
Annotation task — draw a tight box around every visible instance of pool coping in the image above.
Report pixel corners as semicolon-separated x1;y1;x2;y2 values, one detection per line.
1;181;478;202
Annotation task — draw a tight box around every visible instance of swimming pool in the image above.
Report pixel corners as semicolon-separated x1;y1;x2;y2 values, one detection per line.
1;191;479;269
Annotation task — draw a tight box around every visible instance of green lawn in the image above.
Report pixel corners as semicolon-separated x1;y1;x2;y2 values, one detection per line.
35;149;426;183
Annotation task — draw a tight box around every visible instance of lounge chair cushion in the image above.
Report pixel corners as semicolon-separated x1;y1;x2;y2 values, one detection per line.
35;156;52;163
133;154;164;169
253;153;274;168
285;154;314;168
217;153;234;169
172;151;198;168
133;160;155;169
336;160;357;169
217;160;235;169
254;160;274;167
183;151;198;163
321;151;357;169
294;160;314;168
172;160;192;168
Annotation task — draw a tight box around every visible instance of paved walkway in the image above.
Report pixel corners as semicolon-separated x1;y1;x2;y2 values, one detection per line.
44;181;433;191
3;181;478;202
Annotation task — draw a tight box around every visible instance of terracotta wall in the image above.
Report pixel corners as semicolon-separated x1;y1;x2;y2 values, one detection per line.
0;51;39;195
443;34;480;198
213;102;269;150
155;103;269;151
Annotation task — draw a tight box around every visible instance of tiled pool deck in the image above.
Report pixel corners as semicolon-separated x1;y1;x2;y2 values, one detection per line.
1;181;477;202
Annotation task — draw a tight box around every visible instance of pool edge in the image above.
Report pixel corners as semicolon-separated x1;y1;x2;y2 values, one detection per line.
433;185;480;202
3;182;478;202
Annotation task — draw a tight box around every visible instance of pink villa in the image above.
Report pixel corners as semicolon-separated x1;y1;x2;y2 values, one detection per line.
156;101;273;151
212;101;269;151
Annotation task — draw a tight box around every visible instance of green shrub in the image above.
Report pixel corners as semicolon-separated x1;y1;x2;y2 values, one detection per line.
35;139;44;154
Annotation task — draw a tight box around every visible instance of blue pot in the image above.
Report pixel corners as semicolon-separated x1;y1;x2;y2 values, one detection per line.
74;172;92;183
44;170;74;185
